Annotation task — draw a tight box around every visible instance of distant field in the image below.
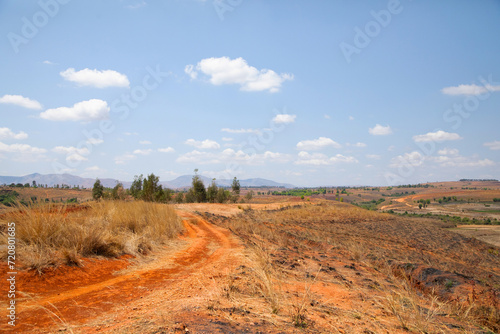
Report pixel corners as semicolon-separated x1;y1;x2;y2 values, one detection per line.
0;187;92;214
450;225;500;247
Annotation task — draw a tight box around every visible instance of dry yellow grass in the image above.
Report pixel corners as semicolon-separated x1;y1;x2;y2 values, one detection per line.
204;202;500;332
0;201;182;273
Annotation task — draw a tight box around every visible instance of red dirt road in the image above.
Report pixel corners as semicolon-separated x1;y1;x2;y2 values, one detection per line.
1;210;240;333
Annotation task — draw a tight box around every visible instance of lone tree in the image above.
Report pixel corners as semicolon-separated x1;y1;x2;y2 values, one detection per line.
231;177;240;195
111;183;125;200
92;179;104;200
142;173;160;202
130;174;143;199
191;169;207;203
207;178;218;203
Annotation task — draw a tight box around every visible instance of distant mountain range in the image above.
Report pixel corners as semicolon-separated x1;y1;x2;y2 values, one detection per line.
0;173;294;189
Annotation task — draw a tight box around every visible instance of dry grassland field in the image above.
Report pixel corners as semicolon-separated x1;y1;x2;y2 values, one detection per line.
0;182;499;333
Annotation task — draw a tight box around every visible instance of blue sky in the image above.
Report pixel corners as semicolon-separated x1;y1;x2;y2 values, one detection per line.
0;0;499;187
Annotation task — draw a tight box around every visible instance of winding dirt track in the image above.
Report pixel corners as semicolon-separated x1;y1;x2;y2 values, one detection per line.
2;210;239;333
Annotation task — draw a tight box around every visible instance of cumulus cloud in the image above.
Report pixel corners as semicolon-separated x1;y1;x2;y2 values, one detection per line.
349;142;367;148
412;130;462;142
437;148;459;155
294;151;358;165
184;64;197;80
158;147;175;153
176;149;291;165
0;94;42;110
185;139;220;150
40;99;110;121
0;142;46;154
52;146;89;156
185;57;293;93
296;137;341;151
115;153;136;165
0;128;28;140
429;155;495;168
60;68;130;88
366;154;381;160
484;141;500;151
369;124;392;136
390;151;424;168
52;146;90;163
133;149;152;155
87;138;104;145
441;84;500;96
139;140;151;145
126;1;146;9
221;128;260;134
272;114;296;124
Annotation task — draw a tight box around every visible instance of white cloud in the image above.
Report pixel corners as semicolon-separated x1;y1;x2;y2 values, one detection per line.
115;153;136;165
40;99;110;121
412;130;462;142
0;94;42;110
330;154;358;163
126;1;146;9
176;149;291;165
484;141;500;151
296;137;341;151
43;60;56;65
85;166;102;171
272;114;296;124
52;146;90;163
67;153;88;162
295;151;357;165
349;116;354;121
221;128;260;134
437;148;459;155
222;137;233;142
139;140;151;145
186;57;293;93
124;132;138;136
366;154;381;160
60;68;130;88
133;149;152;155
324;114;330;119
429;155;495;168
0;142;46;154
390;151;424;168
349;142;367;148
0;128;28;140
185;139;220;150
369;124;392;136
87;138;104;145
184;64;197;80
441;84;500;96
52;146;89;156
158;147;175;153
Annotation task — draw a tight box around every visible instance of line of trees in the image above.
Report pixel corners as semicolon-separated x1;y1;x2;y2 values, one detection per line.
92;170;242;204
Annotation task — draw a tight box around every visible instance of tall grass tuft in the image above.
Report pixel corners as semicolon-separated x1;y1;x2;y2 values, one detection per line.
0;201;182;273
